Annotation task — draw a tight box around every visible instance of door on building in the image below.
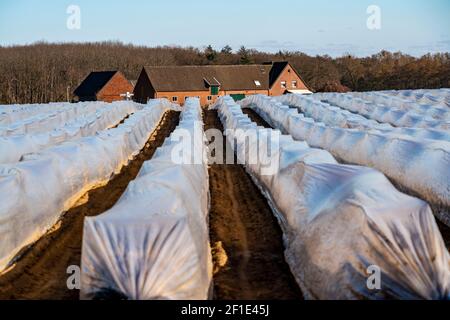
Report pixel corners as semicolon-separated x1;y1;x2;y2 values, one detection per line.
230;93;246;101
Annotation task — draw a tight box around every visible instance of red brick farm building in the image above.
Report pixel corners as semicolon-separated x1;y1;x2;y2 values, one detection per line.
133;62;311;106
74;71;134;103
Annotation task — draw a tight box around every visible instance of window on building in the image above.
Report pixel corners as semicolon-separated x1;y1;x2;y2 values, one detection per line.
172;96;178;102
207;96;212;101
210;85;219;95
292;80;297;88
254;80;261;87
281;81;287;89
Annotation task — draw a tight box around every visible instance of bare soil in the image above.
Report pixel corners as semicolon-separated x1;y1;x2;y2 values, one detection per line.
204;109;302;300
0;110;180;300
243;107;450;251
242;108;272;128
437;222;450;251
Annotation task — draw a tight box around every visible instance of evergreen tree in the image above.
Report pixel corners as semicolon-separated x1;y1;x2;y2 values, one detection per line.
238;46;252;65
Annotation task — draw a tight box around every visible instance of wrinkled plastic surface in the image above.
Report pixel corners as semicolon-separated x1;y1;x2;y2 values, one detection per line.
0;101;140;164
379;89;450;108
0;101;117;135
1;102;81;126
215;96;450;299
240;95;450;215
349;90;450;119
268;94;450;142
0;99;178;272
313;92;450;130
81;98;212;300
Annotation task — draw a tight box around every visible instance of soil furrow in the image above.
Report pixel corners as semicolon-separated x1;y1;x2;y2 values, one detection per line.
204;109;302;300
242;107;273;128
242;107;450;251
0;110;180;300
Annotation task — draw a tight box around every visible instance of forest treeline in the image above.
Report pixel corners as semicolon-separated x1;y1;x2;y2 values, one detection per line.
0;41;449;104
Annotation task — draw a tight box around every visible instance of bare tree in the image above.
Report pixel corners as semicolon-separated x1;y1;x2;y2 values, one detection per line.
0;41;448;104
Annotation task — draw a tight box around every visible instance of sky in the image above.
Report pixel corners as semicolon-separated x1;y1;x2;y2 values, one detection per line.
0;0;449;57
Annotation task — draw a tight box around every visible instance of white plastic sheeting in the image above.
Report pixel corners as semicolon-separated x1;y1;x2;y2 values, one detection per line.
241;95;450;217
0;99;178;273
0;102;140;164
81;98;212;300
215;96;450;299
380;89;450;107
349;90;450;118
265;94;450;142
0;101;112;135
313;92;450;130
0;102;76;126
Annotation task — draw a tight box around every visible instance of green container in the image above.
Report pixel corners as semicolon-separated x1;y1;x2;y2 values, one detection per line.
230;93;246;101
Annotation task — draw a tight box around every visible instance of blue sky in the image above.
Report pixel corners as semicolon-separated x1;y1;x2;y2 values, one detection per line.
0;0;449;57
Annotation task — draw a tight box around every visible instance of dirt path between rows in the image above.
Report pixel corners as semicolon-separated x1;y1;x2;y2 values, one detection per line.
243;107;450;251
0;110;180;300
437;222;450;252
242;108;272;128
204;109;302;300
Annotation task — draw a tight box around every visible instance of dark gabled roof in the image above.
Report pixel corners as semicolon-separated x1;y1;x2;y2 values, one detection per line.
267;61;313;92
143;65;272;92
74;71;118;97
203;76;221;87
268;61;289;87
